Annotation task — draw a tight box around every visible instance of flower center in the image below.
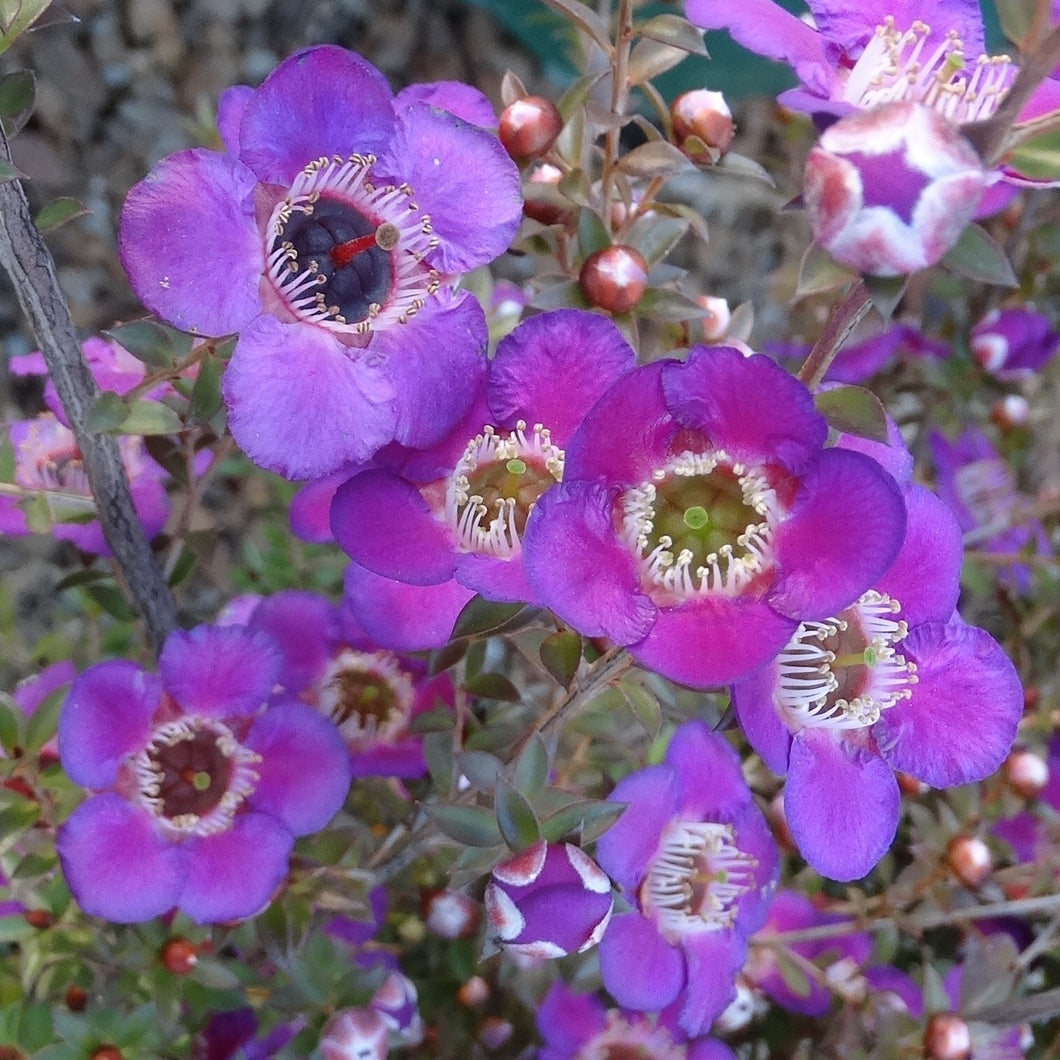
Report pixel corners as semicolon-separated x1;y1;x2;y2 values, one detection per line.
576;1011;687;1060
619;449;776;602
640;820;758;944
134;717;260;838
265;154;440;339
772;590;918;731
445;421;564;559
841;16;1016;123
316;648;415;747
17;419;91;496
953;458;1017;529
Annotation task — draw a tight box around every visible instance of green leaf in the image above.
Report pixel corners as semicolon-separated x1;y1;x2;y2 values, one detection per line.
796;242;857;297
0;700;20;753
774;949;813;998
451;597;530;639
0;68;33;121
426;803;504;847
104;319;193;369
556;70;605;122
635;13;708;56
626;212;689;266
627;38;691;86
539;630;582;687
996;0;1037;49
0;431;15;481
0;158;22;182
190;351;224;423
863;274;909;319
167;545;197;587
620;681;662;736
540;799;626;842
0;0;53;56
456;750;503;791
814;385;890;443
191;956;244;991
408;705;455;733
119;398;183;436
494;778;540;850
577;206;611;258
0;915;35;943
1006;123;1060;181
34;197;88;232
463;671;521;703
85;582;135;621
636;287;711;323
942;223;1017;287
616;140;692;179
511;732;549;798
422;730;454;797
537;0;612;53
22;684;65;752
83;391;128;433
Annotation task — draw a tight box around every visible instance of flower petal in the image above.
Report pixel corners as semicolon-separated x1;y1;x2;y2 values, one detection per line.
247;590;337;693
119;149;263;336
598;912;685;1011
664;721;751;820
595;764;677;890
732;659;793;775
57;794;185;922
159;625;281;717
874;616;1022;786
785;729;899;881
223;315;397;480
289;467;363;544
536;982;607;1055
246;699;351;835
394;82;499;128
454;551;538;604
179;812;294;923
679;931;744;1037
58;662;160;789
216;84;254;155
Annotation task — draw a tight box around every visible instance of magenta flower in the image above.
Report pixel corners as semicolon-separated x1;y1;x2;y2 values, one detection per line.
971;307;1060;380
318;1009;389;1060
119;45;522;479
595;722;778;1037
536;980;736;1060
804;101;990;276
0;413;169;556
732;480;1022;880
242;590;454;778
56;624;351;923
330;308;638;648
522;345;906;687
484;839;613;958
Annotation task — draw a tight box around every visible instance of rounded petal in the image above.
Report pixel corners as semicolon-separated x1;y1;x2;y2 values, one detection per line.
374;289;488;450
375;105;522;273
664;721;751;820
159;625;281;718
216;84;254;155
331;469;455;585
13;660;77;716
732;659;793;775
688;1041;737;1060
598;912;685;1011
662;349;827;474
247;591;336;693
246;699;351;834
454;551;538;604
343;561;473;651
179;812;294;923
874;617;1022;786
119;149;263;335
536;981;607;1055
489;309;637;445
785;729;899;881
57;794;185;922
58;662;160;789
237;45;395;183
289;467;363;544
731;803;780;931
631;597;798;689
223;316;397;480
394;82;498;128
523;481;656;644
595;764;677;890
876;485;962;627
770;447;906;621
678;931;744;1037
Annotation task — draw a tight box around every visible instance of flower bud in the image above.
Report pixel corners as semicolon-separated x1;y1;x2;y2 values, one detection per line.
484;839;613;958
319;1008;388;1060
478;1017;514;1052
804;101;989;276
1002;748;1049;800
523;163;572;226
160;937;198;975
422;888;479;939
579;246;648;313
499;95;564;161
990;394;1031;431
672;89;735;162
65;985;88;1012
946;835;993;888
971;307;1060;380
89;1049;123;1060
924;1012;972;1060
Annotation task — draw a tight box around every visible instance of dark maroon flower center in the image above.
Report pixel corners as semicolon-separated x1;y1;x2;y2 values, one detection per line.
152;731;233;819
463;455;557;539
327;669;398;730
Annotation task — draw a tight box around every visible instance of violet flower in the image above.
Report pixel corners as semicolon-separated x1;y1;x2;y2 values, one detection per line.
971;307;1060;380
243;590;454;778
594;722;778;1037
484;839;614;958
0;413;169;556
330;308;638;648
536;980;736;1060
522;345;906;687
56;624;352;923
732;482;1023;881
119;45;521;479
318;1009;389;1060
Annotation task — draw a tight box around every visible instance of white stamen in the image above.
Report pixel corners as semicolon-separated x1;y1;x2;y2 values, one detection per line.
316;648;415;746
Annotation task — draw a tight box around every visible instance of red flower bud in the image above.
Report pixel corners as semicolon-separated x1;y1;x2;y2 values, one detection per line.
924;1012;972;1060
946;835;992;888
160;937;199;975
1002;748;1049;800
499;96;564;161
579;246;648;313
672;89;735;162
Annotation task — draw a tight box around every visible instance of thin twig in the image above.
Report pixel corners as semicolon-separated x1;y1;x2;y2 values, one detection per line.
0;126;178;653
796;280;872;391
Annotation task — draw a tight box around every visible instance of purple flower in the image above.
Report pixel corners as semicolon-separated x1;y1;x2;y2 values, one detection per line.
971;307;1060;380
119;45;522;479
594;722;778;1037
804;102;990;276
522;345;906;687
318;1009;389;1060
193;1009;302;1060
56;624;352;923
330;308;638;647
732;482;1023;880
484;839;613;958
243;590;454;778
536;980;736;1060
0;413;169;556
930;426;1048;592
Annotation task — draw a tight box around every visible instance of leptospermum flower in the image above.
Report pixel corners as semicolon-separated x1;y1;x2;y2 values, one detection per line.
484;839;613;958
0;413;169;556
971;307;1060;381
536;980;736;1060
119;44;521;479
732;481;1023;881
522;345;906;687
595;722;778;1037
56;624;351;923
330;309;638;648
243;590;454;778
804;101;990;276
